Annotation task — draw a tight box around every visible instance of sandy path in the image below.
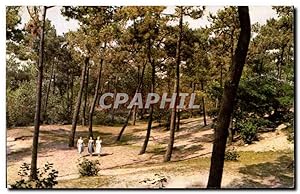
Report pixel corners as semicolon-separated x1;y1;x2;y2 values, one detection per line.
7;117;294;187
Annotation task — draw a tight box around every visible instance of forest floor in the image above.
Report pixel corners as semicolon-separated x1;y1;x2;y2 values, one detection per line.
6;117;294;188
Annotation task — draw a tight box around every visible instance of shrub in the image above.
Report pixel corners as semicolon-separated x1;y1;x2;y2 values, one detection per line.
237;119;258;144
11;162;58;189
77;158;100;177
224;148;240;161
6;81;36;127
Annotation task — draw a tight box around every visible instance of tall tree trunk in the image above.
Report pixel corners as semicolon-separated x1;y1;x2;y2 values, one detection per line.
139;88;145;120
220;62;223;88
116;61;146;141
190;82;196;118
82;65;90;126
139;47;155;154
66;72;70;122
164;6;183;162
207;6;251;188
88;57;105;138
132;66;140;125
110;76;118;123
68;57;89;147
30;6;47;180
201;81;207;126
70;71;74;122
42;61;55;124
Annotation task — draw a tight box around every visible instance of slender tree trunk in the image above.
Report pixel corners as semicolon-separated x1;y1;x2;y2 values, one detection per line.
132;66;140;125
139;49;155;154
88;57;104;138
220;63;223;88
139;88;145;120
68;57;89;147
30;6;47;180
164;7;183;162
70;71;74;122
66;73;70;121
207;6;251;188
201;81;207;126
110;77;117;123
116;61;146;141
190;82;196;118
82;65;90;126
42;62;55;124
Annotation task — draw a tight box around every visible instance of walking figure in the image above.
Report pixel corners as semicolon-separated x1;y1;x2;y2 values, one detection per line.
88;137;94;156
95;136;102;157
77;137;84;157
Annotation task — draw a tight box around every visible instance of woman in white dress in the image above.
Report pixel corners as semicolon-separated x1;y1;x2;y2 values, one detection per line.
77;137;84;157
95;136;102;157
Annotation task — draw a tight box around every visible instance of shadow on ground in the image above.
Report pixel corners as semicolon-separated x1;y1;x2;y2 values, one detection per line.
227;155;294;188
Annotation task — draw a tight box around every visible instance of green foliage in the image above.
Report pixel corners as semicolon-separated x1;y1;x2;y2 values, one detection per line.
77;158;100;177
6;81;36;127
11;162;58;189
224;148;240;161
6;6;23;42
237;119;258;144
93;111;126;126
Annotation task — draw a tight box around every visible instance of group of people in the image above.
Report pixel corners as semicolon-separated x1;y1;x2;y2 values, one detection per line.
77;136;102;157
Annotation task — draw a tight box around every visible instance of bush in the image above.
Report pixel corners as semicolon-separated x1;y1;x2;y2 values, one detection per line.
237;119;258;144
6;81;36;127
10;162;58;189
77;158;100;177
224;148;240;161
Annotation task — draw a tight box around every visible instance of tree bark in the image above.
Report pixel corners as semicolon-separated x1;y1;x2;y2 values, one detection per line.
139;48;155;154
207;6;251;188
201;81;207;126
68;56;89;147
88;57;105;138
82;65;90;126
30;6;47;180
164;6;183;162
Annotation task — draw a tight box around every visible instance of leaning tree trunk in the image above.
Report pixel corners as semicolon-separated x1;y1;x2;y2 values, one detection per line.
207;6;251;188
164;6;183;162
116;61;146;142
139;51;155;154
88;57;104;138
30;6;47;180
82;65;90;126
201;81;207;126
68;56;89;147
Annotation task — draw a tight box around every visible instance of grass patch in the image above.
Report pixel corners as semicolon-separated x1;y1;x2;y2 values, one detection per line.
237;150;293;165
56;176;114;188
